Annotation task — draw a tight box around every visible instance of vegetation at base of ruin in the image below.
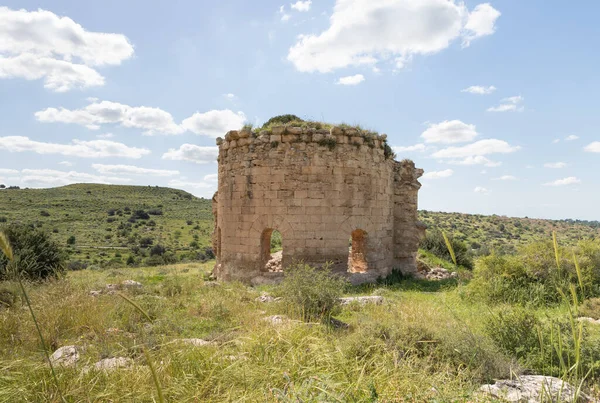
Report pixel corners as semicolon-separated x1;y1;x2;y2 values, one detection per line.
276;263;346;322
0;184;214;269
420;230;474;269
1;247;600;400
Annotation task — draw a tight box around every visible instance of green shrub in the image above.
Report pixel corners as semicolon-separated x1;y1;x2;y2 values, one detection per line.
67;235;76;245
262;114;304;128
277;263;347;321
485;306;600;379
0;223;66;280
419;230;473;269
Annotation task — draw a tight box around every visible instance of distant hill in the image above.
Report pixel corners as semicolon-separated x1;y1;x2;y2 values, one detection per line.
1;184;598;265
0;184;213;266
420;210;600;254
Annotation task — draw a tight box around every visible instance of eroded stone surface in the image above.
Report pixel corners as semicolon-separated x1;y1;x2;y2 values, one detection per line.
211;125;425;285
578;317;600;325
50;345;79;368
255;293;282;303
479;375;598;403
339;296;384;305
263;315;289;325
416;267;458;281
93;357;134;371
121;280;142;288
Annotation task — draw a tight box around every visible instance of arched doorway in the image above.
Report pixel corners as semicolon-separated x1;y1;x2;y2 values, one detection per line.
261;228;283;272
348;229;368;273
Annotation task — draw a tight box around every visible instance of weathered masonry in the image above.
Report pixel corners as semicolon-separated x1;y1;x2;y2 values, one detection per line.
212;124;425;285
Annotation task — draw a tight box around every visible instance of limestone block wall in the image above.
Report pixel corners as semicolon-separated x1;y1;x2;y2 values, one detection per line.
212;125;424;284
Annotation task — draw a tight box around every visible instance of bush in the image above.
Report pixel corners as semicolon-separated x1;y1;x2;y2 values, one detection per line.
419;230;473;269
0;223;66;280
485;306;600;379
148;208;163;216
133;210;150;220
262;114;304;128
150;244;166;256
67;235;76;245
277;263;347;321
40;210;50;217
467;239;600;306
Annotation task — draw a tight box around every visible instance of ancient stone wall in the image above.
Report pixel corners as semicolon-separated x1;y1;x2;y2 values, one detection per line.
212;124;424;285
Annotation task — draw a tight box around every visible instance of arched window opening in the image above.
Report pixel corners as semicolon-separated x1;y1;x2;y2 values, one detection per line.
348;229;368;273
261;228;283;272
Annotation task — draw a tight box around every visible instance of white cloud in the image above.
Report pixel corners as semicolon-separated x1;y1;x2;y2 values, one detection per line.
552;139;560;144
168;179;216;198
0;7;133;91
58;161;73;167
336;74;365;85
487;95;524;112
91;164;179;177
162;144;218;164
287;0;500;73
0;136;149;158
493;175;517;181
421;120;478;144
291;0;312;12
474;186;490;195
544;162;567;169
279;5;291;21
223;93;237;100
181;109;246;138
432;139;520;159
19;169;131;187
447;155;501;167
585;142;600;153
203;173;218;182
422;169;453;179
0;169;19;175
96;133;114;139
565;135;579;141
35;100;184;135
393;144;426;153
543;177;581;187
461;85;496;95
462;3;501;47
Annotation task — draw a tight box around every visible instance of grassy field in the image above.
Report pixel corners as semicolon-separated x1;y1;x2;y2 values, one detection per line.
0;184;213;266
1;262;598;402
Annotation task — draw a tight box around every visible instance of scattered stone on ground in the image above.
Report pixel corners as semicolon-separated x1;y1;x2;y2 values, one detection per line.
50;345;79;368
255;292;282;303
89;290;102;297
92;357;134;372
175;338;215;347
339;296;384;305
578;317;600;325
265;251;282;272
479;375;598;403
204;281;221;287
105;284;119;294
263;315;289;325
415;267;457;281
121;280;142;288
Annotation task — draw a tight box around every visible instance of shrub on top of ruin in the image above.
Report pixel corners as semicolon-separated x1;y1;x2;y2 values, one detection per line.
0;223;66;281
262;114;304;128
276;263;347;322
419;230;473;269
383;141;395;160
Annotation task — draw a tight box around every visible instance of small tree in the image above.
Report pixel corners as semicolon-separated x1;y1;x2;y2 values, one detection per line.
67;235;76;245
0;224;66;280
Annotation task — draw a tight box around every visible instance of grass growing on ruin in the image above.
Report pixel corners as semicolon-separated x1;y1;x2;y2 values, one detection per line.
1;260;600;401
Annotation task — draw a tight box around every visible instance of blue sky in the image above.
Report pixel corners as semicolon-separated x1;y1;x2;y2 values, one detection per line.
1;0;599;220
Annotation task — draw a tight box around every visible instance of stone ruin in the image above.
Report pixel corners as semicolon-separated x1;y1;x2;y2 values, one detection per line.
211;123;426;285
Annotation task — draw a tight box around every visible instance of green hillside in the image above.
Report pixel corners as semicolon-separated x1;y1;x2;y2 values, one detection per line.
0;184;213;266
420;210;600;254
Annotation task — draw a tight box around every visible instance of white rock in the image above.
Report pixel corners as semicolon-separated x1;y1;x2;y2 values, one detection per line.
89;290;102;297
479;375;598;403
50;346;79;368
121;280;142;288
578;317;600;325
263;315;289;325
255;293;282;303
339;296;384;305
93;357;134;371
